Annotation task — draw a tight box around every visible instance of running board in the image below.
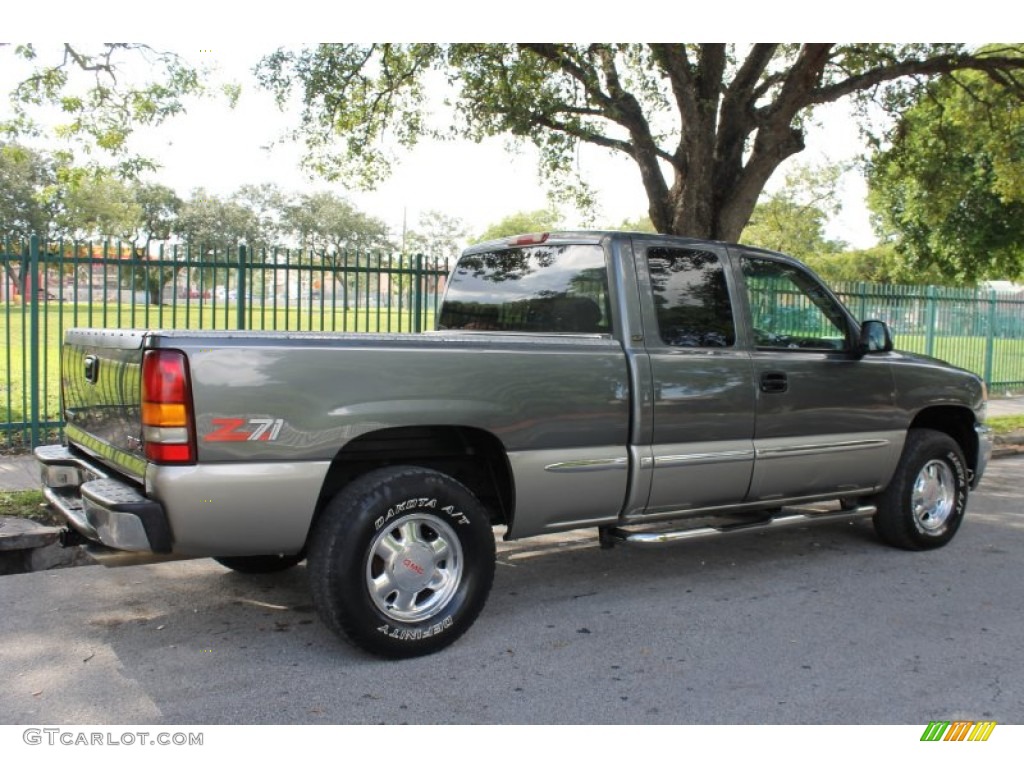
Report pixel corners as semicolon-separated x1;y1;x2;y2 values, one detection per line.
599;505;876;547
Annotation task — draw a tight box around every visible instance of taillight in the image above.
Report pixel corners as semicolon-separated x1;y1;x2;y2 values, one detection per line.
508;232;550;246
141;349;196;464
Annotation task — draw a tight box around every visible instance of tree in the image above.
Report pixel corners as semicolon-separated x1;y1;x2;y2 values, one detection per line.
742;163;846;261
57;173;141;241
282;191;391;253
802;244;948;286
3;43;203;177
280;191;392;308
866;65;1024;282
129;182;183;252
258;44;1024;242
611;215;656;233
173;189;266;260
473;208;562;243
233;183;288;252
119;182;183;305
0;143;62;238
405;209;467;260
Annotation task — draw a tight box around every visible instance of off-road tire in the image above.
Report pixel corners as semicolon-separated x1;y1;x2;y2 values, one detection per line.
871;428;968;551
308;465;496;658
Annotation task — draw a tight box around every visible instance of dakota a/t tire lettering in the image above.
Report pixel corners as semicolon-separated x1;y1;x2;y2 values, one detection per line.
872;428;968;551
308;466;496;658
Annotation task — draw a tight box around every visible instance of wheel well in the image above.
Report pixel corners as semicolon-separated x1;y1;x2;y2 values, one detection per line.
312;425;514;532
909;406;978;473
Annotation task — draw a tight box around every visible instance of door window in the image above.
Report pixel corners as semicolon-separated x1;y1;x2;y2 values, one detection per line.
741;257;850;351
646;247;736;348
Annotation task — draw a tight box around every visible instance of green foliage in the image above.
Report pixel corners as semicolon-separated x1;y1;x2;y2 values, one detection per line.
867;58;1024;283
741;163;847;261
282;191;392;255
0;143;61;237
802;244;949;285
173;189;266;258
0;490;58;525
405;209;468;260
472;208;563;243
611;215;656;233
258;44;1024;241
987;415;1024;435
3;44;203;177
57;172;142;240
131;182;183;246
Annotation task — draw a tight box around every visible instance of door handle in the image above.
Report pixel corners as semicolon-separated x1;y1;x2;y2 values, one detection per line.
760;371;788;393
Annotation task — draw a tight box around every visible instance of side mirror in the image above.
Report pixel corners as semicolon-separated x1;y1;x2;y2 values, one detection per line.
857;319;893;355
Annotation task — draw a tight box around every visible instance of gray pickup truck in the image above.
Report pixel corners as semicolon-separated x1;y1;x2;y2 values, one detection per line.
37;231;993;657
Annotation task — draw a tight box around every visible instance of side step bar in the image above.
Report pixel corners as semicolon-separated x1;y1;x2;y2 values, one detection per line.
599;505;876;548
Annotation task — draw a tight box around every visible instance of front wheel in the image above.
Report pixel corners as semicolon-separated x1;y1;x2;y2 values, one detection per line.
308;466;496;658
871;429;969;551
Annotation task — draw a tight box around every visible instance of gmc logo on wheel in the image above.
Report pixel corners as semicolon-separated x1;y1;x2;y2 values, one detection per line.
402;558;425;575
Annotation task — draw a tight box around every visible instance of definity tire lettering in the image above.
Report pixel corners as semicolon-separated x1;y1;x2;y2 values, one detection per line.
377;616;454;640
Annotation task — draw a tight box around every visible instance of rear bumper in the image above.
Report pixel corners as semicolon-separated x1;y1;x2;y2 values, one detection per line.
34;445;172;553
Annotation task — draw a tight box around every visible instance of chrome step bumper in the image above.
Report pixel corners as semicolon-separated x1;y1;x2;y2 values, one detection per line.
35;445;172;554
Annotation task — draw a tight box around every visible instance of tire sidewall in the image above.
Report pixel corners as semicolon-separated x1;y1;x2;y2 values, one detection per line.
905;436;968;547
312;467;495;657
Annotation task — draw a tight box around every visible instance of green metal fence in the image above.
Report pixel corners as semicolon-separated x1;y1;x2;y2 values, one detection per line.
742;278;1024;391
831;281;1024;393
2;235;449;449
3;235;1023;450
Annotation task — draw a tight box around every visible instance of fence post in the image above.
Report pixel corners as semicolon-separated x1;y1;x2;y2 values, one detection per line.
236;244;247;330
983;290;997;388
412;254;423;334
28;233;41;447
924;285;937;358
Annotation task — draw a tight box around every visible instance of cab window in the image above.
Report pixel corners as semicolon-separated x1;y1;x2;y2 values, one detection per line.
646;247;736;348
741;257;850;350
438;245;611;334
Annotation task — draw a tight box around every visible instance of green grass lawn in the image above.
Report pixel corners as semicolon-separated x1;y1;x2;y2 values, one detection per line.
987;415;1024;435
0;490;59;525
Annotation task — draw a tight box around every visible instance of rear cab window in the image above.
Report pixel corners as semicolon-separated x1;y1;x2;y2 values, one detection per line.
438;244;612;334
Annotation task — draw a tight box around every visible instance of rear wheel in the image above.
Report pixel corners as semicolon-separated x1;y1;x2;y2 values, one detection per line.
872;429;968;550
308;465;496;658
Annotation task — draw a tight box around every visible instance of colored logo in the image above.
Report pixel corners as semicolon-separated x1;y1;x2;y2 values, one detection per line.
205;417;284;442
920;721;996;742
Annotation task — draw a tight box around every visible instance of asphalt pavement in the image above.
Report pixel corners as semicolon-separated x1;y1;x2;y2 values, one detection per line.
1;455;1022;725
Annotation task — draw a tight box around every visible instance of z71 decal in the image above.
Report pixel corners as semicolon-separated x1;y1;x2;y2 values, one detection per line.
205;418;285;442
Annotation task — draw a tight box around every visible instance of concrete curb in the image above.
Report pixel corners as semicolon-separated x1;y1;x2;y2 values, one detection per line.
0;517;92;575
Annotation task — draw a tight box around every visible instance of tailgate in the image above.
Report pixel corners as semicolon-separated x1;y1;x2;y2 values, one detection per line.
62;328;149;481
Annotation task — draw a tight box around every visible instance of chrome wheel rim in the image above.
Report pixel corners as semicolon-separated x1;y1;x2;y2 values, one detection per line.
366;514;463;623
912;460;955;533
